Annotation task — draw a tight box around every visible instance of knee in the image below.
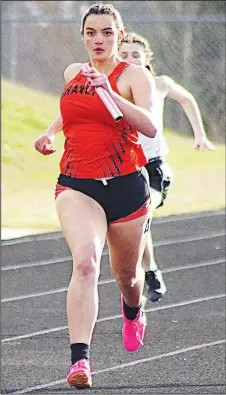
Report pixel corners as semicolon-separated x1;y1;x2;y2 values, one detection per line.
116;269;137;289
72;244;100;281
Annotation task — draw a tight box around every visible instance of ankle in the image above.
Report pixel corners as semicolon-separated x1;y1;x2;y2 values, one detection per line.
123;299;142;321
70;343;90;365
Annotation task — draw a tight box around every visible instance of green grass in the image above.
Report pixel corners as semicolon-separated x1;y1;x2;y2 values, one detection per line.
157;132;225;217
2;79;225;230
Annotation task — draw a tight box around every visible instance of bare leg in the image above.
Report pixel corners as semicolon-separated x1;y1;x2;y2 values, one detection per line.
141;188;167;302
56;190;107;345
108;214;150;307
142;188;161;272
142;231;158;272
108;213;150;351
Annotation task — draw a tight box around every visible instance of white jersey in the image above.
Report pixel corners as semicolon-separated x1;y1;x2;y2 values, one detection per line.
138;76;170;160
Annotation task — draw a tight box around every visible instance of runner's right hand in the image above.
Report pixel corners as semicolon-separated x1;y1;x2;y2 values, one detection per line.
34;133;56;155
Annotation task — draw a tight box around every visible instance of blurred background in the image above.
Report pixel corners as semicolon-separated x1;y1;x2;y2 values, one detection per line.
1;1;225;235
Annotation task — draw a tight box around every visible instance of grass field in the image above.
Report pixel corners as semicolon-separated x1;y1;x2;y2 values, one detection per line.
2;79;225;231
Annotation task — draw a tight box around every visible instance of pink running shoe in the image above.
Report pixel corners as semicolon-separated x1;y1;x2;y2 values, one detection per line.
67;358;92;389
121;296;147;352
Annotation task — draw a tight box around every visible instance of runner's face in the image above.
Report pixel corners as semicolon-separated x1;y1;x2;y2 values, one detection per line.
119;42;146;66
83;14;119;62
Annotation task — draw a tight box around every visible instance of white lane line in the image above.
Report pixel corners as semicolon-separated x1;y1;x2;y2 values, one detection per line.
92;339;226;375
1;278;115;303
2;293;225;344
1;256;73;271
153;210;225;223
9;339;226;394
163;258;225;273
97;294;226;323
1;233;63;246
1;258;225;303
2;210;225;246
2;232;225;271
154;231;225;247
1;325;68;344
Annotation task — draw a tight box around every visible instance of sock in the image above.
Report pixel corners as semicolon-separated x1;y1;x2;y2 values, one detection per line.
123;299;142;321
70;343;90;365
145;270;155;280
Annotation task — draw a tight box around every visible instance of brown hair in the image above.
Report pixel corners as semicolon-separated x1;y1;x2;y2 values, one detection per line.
80;3;124;35
120;32;156;75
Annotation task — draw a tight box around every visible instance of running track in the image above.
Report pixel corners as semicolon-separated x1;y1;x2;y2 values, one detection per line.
1;210;225;394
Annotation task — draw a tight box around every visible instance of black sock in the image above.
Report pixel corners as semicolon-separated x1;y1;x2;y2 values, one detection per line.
145;270;154;279
70;343;90;365
123;299;142;321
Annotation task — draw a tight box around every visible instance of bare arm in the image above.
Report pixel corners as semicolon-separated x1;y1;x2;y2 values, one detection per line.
42;63;83;138
34;63;83;155
45;115;63;138
82;65;158;138
109;66;158;137
163;76;215;150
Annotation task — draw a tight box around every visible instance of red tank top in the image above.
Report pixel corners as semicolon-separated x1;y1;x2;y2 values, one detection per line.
60;62;147;178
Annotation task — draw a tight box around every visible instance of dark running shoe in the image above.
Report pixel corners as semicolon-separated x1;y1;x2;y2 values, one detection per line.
145;269;167;302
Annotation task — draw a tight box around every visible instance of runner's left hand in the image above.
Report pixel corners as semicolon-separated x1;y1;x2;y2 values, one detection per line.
194;136;215;151
81;64;113;95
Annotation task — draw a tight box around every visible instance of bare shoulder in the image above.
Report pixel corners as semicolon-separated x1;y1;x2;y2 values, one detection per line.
123;64;154;83
155;75;193;101
125;64;153;77
64;63;85;84
155;75;175;89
